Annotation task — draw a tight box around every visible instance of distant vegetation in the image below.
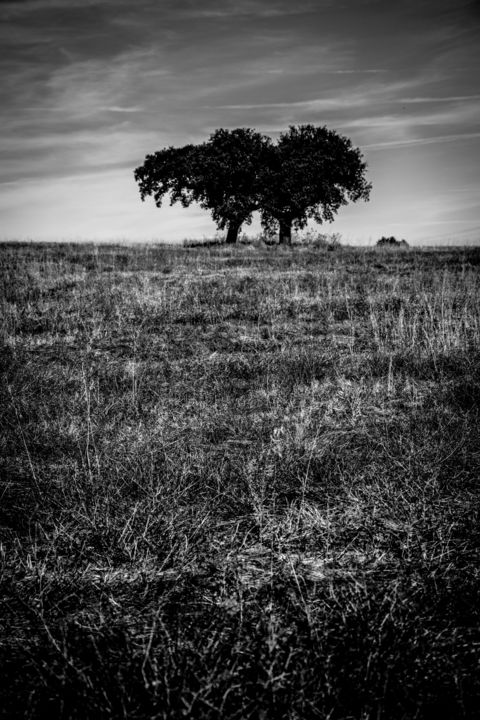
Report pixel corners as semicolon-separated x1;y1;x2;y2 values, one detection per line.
377;235;409;247
183;230;343;248
134;124;371;245
2;242;480;718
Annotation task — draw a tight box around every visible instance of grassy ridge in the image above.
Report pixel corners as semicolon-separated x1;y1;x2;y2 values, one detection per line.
1;241;480;719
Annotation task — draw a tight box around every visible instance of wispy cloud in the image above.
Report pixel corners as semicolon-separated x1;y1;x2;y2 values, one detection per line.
0;0;125;11
209;97;368;111
327;68;386;74
172;0;326;19
399;94;480;103
104;106;143;113
363;132;480;150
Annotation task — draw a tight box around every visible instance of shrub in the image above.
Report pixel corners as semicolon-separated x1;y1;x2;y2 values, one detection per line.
182;236;225;248
377;236;409;247
291;230;342;248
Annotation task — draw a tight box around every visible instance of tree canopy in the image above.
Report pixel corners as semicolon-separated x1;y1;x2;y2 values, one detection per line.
134;124;371;245
260;125;371;244
134;128;270;244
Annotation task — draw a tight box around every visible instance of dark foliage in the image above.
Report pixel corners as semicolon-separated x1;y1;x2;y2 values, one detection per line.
134;128;270;244
134;125;371;245
377;236;409;247
260;124;371;244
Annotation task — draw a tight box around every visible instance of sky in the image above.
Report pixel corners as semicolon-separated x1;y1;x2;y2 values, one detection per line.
1;0;480;245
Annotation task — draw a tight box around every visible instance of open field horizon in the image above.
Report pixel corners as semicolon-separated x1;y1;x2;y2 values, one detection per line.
2;231;480;248
2;241;480;718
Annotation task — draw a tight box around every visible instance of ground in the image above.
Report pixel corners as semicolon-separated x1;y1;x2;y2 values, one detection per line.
1;241;480;719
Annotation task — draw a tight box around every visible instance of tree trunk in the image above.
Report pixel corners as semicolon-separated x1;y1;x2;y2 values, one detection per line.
279;219;292;245
226;221;241;244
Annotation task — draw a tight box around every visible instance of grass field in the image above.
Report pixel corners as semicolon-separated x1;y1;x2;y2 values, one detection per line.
1;240;480;719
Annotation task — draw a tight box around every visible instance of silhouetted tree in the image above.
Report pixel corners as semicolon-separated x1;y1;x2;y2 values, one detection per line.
201;128;271;243
134;143;199;207
134;129;270;244
260;125;371;244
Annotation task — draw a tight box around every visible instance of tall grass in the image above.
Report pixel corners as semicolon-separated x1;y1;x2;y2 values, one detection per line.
1;241;480;718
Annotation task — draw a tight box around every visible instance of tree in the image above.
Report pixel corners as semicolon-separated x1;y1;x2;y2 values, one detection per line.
199;128;271;243
134;128;270;244
134;142;201;208
260;124;371;244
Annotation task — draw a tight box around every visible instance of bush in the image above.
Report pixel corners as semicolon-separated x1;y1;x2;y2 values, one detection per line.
377;236;409;247
182;236;225;248
290;230;342;248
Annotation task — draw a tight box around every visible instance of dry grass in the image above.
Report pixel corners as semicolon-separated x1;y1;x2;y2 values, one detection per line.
1;241;480;719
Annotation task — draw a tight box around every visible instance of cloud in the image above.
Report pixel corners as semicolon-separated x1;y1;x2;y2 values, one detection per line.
0;0;123;11
342;101;480;130
363;132;480;150
209;97;368;111
327;68;386;74
178;0;320;18
104;106;143;113
399;94;480;103
208;74;440;110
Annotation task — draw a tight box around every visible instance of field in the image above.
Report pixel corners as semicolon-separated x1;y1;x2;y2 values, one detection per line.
1;240;480;719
